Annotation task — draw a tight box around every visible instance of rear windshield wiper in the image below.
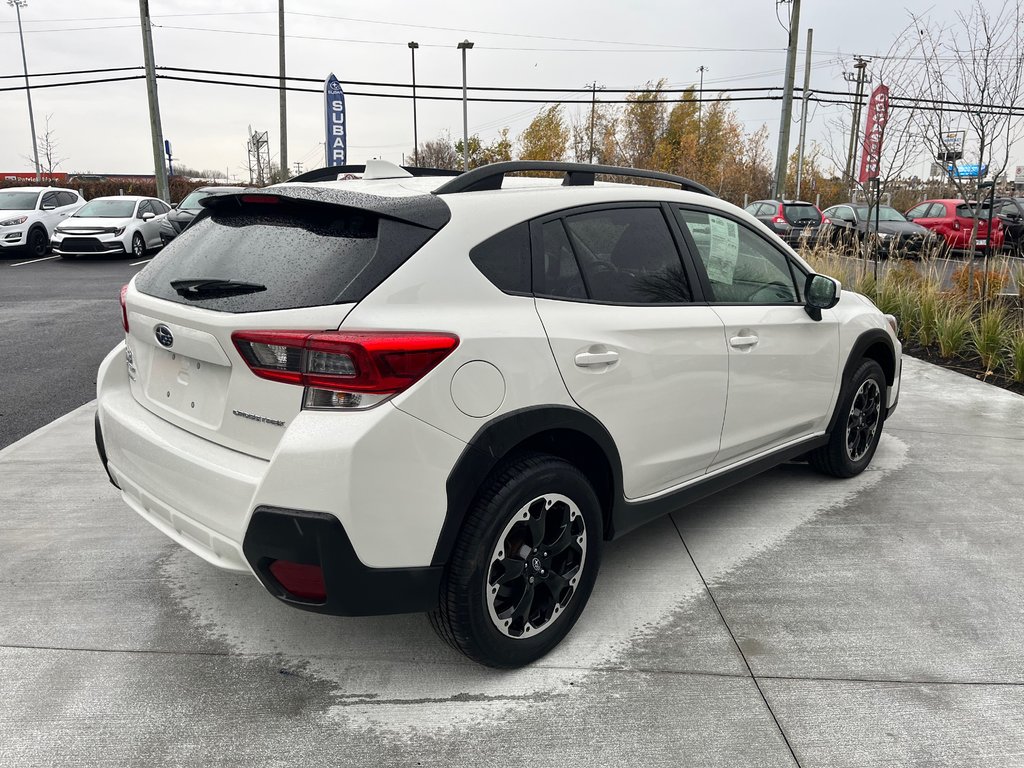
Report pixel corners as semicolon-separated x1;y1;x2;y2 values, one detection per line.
170;278;267;299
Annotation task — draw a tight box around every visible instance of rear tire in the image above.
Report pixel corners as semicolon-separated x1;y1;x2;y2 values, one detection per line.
809;359;886;478
430;453;602;668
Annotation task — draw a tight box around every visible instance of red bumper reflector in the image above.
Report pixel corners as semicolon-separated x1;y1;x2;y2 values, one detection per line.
269;560;327;601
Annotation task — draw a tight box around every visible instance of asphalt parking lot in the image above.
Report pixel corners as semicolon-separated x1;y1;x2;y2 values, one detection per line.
0;252;151;447
2;252;1024;766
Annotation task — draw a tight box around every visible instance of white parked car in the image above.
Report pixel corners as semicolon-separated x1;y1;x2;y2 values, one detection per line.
0;186;85;257
52;195;171;259
96;160;901;668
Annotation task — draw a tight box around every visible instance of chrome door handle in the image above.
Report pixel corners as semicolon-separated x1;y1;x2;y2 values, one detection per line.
574;350;619;367
729;335;759;348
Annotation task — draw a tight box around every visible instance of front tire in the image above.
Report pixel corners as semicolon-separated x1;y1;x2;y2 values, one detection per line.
430;453;602;668
27;227;49;257
809;359;886;478
131;232;145;259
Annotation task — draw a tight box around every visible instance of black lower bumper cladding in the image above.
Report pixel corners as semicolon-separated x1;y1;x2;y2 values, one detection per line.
242;506;443;616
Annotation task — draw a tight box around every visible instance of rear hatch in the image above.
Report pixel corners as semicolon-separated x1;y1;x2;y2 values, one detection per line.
954;204;996;236
782;203;822;228
127;189;449;459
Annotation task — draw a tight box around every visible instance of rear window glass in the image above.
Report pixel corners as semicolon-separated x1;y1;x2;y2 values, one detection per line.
134;198;435;313
782;205;821;224
955;204;981;218
470;222;531;294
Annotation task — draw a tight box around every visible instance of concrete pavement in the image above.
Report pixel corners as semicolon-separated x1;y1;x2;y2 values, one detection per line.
1;356;1022;767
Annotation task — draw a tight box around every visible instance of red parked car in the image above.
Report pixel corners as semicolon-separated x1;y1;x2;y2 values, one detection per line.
905;199;1004;254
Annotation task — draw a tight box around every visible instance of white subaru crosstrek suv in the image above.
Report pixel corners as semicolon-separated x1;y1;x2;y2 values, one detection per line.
96;160;901;668
0;186;85;257
52;195;171;259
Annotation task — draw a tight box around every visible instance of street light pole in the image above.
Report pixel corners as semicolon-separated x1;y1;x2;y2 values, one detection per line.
278;0;287;180
409;41;419;167
9;0;40;181
457;40;474;172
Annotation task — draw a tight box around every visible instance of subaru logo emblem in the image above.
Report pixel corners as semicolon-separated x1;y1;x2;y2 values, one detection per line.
154;324;174;349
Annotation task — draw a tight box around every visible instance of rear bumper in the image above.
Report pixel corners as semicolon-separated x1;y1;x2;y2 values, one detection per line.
243;506;443;616
96;340;465;612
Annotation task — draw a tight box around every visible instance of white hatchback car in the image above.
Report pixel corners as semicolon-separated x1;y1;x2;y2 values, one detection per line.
0;186;85;257
96;160;901;667
52;195;171;259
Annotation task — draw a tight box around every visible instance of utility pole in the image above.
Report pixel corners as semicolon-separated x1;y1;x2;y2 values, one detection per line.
139;0;169;201
772;0;801;199
794;28;813;199
278;0;288;180
10;0;40;181
293;161;303;176
696;65;707;144
588;82;597;163
843;56;871;184
409;42;419;166
457;40;474;172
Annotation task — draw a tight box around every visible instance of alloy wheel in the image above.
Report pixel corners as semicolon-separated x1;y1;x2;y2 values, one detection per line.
486;492;586;639
846;378;881;462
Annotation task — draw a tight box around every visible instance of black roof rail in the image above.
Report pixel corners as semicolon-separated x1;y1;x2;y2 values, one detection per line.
288;165;462;184
432;161;715;197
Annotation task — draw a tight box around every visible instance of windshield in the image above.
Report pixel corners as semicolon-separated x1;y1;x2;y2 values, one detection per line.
783;204;821;224
75;199;137;218
853;205;907;222
177;191;214;211
0;191;40;210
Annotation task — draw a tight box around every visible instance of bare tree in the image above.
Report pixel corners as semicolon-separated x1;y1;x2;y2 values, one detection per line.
903;0;1024;295
22;114;67;176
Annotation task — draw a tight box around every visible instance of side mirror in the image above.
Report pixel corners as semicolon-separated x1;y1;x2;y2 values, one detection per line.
804;273;840;321
41;204;56;211
142;211;156;221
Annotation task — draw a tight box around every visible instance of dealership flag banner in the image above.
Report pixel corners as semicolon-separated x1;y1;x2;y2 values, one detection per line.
324;73;347;167
858;84;889;183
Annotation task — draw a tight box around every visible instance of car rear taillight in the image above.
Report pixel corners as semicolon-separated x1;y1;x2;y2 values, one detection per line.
232;330;459;410
822;216;831;225
269;560;327;602
119;284;129;332
772;205;788;225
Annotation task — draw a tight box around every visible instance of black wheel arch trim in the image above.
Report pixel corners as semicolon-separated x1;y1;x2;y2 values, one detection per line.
828;329;897;435
433;405;625;566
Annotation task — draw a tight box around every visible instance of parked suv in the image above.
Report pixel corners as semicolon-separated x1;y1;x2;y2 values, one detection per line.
0;186;85;257
160;186;248;245
95;160;901;668
744;198;823;245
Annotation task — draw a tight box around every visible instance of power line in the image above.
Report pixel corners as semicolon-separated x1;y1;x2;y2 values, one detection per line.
3;66;1022;119
0;65;142;80
0;74;145;92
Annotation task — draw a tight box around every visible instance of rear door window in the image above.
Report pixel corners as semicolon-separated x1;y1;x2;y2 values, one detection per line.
535;219;587;300
562;207;692;304
57;191;78;207
135;197;437;313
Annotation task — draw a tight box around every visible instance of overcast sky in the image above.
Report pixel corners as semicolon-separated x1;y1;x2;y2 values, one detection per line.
0;0;974;180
